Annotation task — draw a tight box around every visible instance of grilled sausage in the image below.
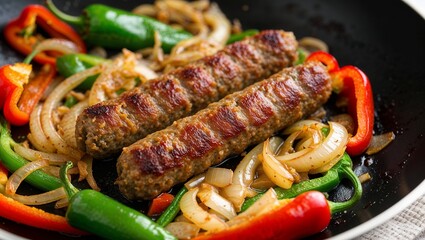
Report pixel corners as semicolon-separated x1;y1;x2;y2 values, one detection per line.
116;61;332;200
75;30;298;159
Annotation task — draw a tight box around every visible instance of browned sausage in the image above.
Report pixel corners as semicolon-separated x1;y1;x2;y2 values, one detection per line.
75;30;298;159
116;61;332;200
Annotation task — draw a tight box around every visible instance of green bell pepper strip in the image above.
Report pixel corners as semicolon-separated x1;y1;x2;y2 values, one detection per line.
60;161;177;240
46;0;193;53
241;152;362;213
156;186;188;227
56;53;107;90
0;116;62;191
226;29;259;44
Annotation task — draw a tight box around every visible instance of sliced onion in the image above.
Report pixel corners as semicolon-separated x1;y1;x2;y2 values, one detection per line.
184;173;206;189
58;100;88;148
358;172;372;183
277;131;300;155
204;3;231;46
222;137;282;211
135;59;158;80
198;184;236;220
282;120;326;135
41;65;103;157
28;105;56;153
299;37;329;53
82;155;100;191
55;197;69;209
261;139;296;189
165;222;200;240
204;168;233;188
330;114;355;135
227;188;279;227
89;50;146;106
13;143;73;165
26;38;80;61
5;160;49;196
7;187;66;206
294;128;322;151
250;166;275;190
309;149;345;174
180;187;228;232
366;132;395;155
278;122;349;172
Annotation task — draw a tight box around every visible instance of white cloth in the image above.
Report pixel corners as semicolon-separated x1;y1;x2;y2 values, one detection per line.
358;194;425;240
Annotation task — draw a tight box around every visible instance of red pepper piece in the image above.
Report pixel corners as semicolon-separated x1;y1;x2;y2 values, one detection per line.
3;5;86;65
307;51;374;156
0;193;87;235
0;62;55;126
194;191;331;240
148;192;175;217
18;64;56;116
0;63;32;126
336;66;374;156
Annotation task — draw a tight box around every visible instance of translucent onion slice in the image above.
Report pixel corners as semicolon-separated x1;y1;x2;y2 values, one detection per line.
165;222;200;240
204;3;231;46
180;187;228;232
278;122;349;172
261;139;296;189
25;38;80;62
5;159;49;195
282;120;326;135
82;155;100;191
8;187;66;206
28;105;56;153
198;184;236;220
294;128;322;151
55;197;69;209
366;132;395;155
58;100;88;148
13;143;73;165
41;65;103;157
89;50;144;106
204;168;233;188
222;137;283;211
184;173;206;190
309;149;346;174
227;188;279;227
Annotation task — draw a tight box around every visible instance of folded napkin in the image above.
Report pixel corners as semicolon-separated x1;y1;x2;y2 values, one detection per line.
358;194;425;240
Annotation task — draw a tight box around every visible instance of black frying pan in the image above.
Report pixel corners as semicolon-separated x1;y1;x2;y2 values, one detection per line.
1;0;425;239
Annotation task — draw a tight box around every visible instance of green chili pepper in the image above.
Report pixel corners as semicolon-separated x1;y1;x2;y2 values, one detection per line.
241;153;362;213
64;95;78;108
226;29;259;44
56;53;107;90
60;161;176;240
46;0;192;53
294;48;307;65
156;186;188;227
0;116;61;191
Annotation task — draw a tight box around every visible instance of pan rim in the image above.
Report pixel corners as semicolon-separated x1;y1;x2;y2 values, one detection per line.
330;179;425;239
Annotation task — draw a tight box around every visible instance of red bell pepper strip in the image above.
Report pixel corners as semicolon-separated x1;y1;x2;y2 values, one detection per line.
0;62;56;126
306;51;374;156
0;63;32;126
3;5;86;65
193;191;331;240
147;192;175;217
0;193;88;235
18;64;56;117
